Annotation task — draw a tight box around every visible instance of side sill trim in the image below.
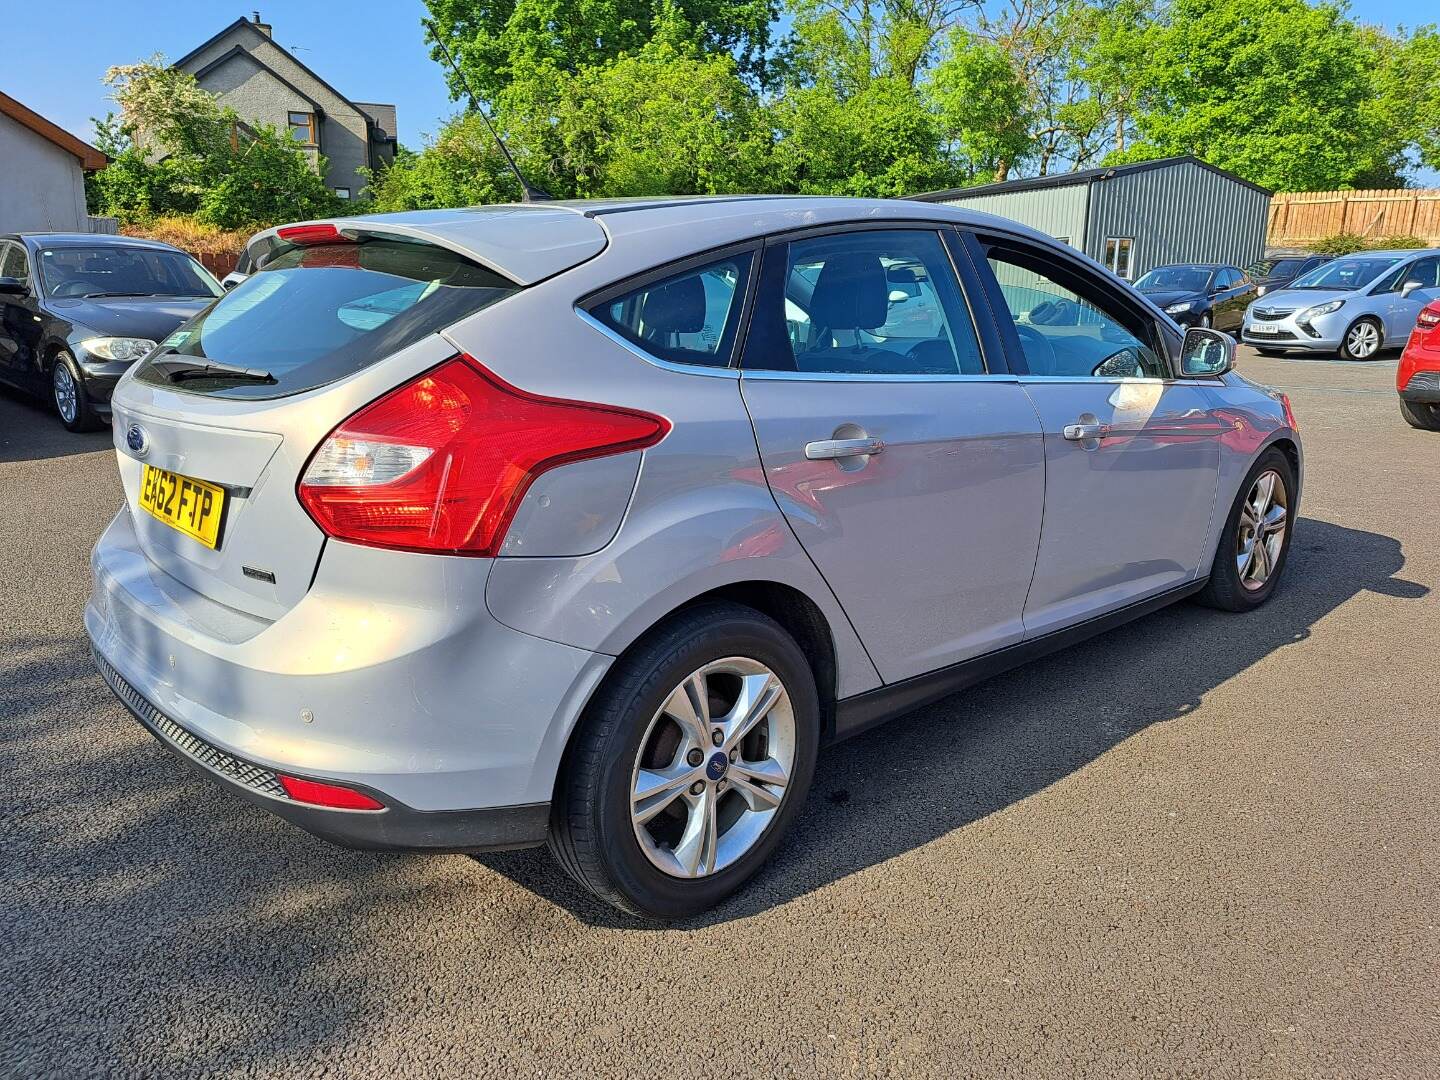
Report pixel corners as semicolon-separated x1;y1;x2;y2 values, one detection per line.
831;578;1208;743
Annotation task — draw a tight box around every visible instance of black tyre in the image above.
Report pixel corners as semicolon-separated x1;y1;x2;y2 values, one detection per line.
549;601;820;918
1399;398;1440;431
1196;447;1296;612
1338;317;1383;361
51;351;103;432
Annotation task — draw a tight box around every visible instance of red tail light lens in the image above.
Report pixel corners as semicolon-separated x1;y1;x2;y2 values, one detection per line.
278;774;384;811
1417;301;1440;330
298;355;669;555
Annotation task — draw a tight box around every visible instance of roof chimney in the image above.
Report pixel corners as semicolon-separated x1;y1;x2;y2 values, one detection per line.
251;11;272;37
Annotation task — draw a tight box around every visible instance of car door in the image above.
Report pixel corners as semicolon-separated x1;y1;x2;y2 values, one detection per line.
962;230;1226;639
1377;255;1440;343
738;225;1046;683
0;241;44;387
1217;267;1255;331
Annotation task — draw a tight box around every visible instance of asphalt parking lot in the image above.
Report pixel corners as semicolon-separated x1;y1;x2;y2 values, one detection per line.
2;348;1437;1078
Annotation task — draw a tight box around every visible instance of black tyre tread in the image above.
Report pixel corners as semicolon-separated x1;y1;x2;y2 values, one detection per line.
1338;317;1383;361
1196;448;1295;612
1398;397;1440;431
548;600;816;917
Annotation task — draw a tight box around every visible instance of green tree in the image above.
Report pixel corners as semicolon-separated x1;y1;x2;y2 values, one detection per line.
1102;0;1406;190
926;32;1034;181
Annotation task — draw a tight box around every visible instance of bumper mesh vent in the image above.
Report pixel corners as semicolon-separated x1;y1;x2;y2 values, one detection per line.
94;650;289;800
1403;371;1440;395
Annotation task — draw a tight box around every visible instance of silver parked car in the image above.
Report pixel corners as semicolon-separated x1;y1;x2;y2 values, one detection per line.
87;197;1302;917
1241;249;1440;360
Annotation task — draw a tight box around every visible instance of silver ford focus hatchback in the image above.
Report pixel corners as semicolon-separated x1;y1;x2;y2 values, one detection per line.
88;197;1302;917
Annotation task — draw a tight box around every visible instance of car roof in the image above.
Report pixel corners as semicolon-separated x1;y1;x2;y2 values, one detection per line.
9;232;187;253
1147;262;1226;270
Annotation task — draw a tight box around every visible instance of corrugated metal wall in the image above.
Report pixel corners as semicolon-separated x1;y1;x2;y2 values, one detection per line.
1087;161;1269;278
938;184;1089;248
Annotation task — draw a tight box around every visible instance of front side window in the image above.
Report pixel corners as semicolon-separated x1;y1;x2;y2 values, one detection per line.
747;230;985;376
591;252;753;368
1;242;28;281
1104;237;1135;279
334;187;352;200
133;236;516;398
986;246;1168;379
37;246;221;300
1396;256;1440;291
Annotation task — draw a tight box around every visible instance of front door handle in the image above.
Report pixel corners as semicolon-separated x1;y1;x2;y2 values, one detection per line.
1062;421;1110;442
805;437;885;461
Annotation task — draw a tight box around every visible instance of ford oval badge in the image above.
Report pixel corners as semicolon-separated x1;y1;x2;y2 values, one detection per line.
125;423;150;458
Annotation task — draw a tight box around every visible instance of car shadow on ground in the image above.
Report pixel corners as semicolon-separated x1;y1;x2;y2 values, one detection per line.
476;516;1428;928
0;388;111;463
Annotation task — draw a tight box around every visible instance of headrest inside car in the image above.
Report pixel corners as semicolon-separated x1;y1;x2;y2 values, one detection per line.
641;275;706;335
809;252;888;331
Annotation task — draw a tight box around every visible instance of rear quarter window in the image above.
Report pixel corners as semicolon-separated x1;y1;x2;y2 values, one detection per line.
134;236;517;398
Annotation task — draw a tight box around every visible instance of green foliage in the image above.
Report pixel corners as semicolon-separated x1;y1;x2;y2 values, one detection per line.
1309;233;1368;256
87;59;349;231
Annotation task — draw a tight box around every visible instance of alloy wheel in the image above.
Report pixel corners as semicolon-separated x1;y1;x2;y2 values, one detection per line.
52;363;78;424
630;657;795;879
1345;321;1380;359
1236;469;1288;591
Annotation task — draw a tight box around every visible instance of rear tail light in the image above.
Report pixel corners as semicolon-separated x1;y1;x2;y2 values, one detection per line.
278;774;385;810
276;222;347;246
1417;301;1440;330
298;355;669;555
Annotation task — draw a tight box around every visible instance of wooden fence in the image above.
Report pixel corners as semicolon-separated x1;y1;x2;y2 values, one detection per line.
1268;188;1440;246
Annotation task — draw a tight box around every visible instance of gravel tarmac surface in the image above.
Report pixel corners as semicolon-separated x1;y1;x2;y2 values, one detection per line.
2;349;1437;1078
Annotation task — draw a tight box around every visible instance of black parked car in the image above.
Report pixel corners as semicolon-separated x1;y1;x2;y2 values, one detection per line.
1132;263;1257;332
0;234;222;431
1244;253;1331;298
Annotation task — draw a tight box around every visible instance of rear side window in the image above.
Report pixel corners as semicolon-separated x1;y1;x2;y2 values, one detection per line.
134;237;517;398
590;252;753;368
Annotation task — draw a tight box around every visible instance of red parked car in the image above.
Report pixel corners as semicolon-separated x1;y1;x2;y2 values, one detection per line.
1398;299;1440;430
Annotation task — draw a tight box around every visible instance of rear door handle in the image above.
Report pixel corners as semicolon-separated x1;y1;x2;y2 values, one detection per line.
805;437;885;460
1062;421;1110;441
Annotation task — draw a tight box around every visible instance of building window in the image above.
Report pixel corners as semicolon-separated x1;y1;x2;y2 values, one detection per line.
288;112;316;145
334;187;351;200
1104;237;1135;280
1053;236;1071;247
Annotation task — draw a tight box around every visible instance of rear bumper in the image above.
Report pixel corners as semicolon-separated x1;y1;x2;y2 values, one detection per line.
1399;370;1440;403
94;647;550;851
85;507;613;846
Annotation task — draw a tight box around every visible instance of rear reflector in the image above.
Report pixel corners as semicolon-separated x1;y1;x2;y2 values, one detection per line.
298;355;669;556
277;222;346;246
278;774;385;810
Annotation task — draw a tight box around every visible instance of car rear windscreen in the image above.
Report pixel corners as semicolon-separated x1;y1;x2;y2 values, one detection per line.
133;236;518;398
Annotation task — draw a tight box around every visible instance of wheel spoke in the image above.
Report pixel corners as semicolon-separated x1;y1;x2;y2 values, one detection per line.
728;758;788;811
672;787;718;877
632;764;698;825
723;672;782;750
1236;539;1255;579
662;672;710;746
1249;473;1275;518
1249;533;1271;581
1261;502;1286;534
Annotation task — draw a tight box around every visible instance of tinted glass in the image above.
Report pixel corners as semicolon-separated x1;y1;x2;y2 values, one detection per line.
751;230;984;375
987;249;1168;379
593;252;752;368
37;245;221;300
1135;267;1211;292
133;237;517;399
1;243;28;279
1403;257;1440;289
1290;257;1399;290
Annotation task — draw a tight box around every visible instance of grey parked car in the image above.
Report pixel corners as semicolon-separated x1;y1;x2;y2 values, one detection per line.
87;198;1302;917
1242;249;1440;360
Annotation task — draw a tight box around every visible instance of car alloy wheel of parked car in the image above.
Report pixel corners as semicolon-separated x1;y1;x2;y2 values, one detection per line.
52;351;103;432
1341;318;1383;360
85;198;1302;918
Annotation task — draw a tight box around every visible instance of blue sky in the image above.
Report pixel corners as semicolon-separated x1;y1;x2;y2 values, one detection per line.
4;0;1435;182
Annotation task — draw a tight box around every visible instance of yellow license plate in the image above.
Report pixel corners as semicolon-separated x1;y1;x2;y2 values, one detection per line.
139;465;226;550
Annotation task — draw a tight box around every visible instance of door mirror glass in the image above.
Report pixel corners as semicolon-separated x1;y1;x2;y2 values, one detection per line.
1401;279;1423;299
1180;326;1234;377
0;275;28;295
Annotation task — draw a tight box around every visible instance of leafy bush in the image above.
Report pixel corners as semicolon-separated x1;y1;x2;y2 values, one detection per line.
1310;233;1368;255
1369;234;1425;250
119;216;252;258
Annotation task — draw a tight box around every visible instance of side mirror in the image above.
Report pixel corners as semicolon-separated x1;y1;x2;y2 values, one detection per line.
1401;279;1423;299
888;289;910;304
1180;326;1235;377
221;271;248;291
0;276;28;295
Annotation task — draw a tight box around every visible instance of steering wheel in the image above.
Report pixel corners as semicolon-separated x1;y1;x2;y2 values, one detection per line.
53;281;96;298
1014;324;1056;376
1029;297;1078;326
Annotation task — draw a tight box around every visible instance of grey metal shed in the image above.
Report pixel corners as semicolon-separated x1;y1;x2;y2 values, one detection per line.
912;156;1273;282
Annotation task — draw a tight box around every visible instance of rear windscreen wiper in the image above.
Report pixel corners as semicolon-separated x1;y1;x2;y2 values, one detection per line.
155;359;277;383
